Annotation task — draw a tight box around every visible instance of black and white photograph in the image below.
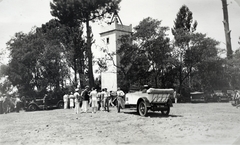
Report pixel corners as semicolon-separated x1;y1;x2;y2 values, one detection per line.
0;0;240;145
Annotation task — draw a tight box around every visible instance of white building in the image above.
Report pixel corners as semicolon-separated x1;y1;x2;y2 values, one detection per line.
100;17;132;91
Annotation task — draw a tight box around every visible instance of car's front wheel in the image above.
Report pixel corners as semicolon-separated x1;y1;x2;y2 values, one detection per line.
138;101;148;117
28;104;38;111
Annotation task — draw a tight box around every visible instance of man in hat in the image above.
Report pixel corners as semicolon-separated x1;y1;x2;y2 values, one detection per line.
81;86;90;113
142;85;149;93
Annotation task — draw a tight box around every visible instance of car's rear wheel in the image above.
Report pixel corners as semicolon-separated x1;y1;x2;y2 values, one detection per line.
138;101;148;117
28;104;37;111
161;106;170;115
58;102;64;109
218;97;221;102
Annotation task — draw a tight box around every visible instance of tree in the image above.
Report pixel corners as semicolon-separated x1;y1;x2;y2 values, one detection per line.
134;18;172;87
0;64;8;78
221;0;233;59
0;76;14;95
0;64;11;95
225;48;240;89
47;1;87;87
118;39;150;90
172;5;197;38
188;33;224;91
172;5;197;94
50;0;121;88
56;22;86;88
116;17;172;90
7;32;40;96
6;20;71;97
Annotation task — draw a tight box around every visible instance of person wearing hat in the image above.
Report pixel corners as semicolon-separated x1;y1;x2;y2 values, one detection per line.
81;86;90;113
142;85;149;93
74;89;80;114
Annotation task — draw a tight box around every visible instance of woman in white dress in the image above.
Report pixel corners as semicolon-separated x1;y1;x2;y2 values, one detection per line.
69;92;74;109
63;92;69;109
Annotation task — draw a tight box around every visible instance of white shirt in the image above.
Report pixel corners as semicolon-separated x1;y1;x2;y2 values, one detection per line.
102;91;108;98
69;94;74;100
90;90;98;100
236;91;240;99
117;90;125;97
74;92;80;103
63;94;68;102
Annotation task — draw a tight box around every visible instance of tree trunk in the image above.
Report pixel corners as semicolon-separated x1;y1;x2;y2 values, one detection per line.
222;0;232;59
74;57;77;86
86;19;94;88
179;52;183;96
154;74;158;88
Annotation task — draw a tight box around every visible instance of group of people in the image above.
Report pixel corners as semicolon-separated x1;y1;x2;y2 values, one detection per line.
63;86;125;114
0;95;22;114
233;89;240;108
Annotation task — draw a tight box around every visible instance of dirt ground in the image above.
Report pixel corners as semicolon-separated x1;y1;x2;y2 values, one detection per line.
0;102;240;145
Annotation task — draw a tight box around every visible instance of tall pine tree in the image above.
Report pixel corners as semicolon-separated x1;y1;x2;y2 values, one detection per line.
171;5;197;96
50;0;121;88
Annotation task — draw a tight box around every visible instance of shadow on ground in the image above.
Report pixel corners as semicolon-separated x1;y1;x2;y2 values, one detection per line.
123;111;183;118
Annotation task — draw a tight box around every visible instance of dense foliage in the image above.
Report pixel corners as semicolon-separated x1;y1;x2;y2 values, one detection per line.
112;5;240;94
1;3;240;98
50;0;121;87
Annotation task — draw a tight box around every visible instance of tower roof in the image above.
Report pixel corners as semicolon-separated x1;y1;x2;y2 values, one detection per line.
100;23;132;36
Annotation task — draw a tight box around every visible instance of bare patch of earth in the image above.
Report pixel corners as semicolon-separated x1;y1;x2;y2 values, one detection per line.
0;103;240;145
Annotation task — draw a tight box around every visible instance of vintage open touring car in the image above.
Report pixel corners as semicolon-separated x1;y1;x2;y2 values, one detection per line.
121;88;174;117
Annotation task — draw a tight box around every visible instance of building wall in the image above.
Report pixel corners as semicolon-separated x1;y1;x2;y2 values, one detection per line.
100;20;132;91
100;31;117;73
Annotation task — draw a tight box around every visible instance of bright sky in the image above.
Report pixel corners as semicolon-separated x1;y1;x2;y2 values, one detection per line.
0;0;240;64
